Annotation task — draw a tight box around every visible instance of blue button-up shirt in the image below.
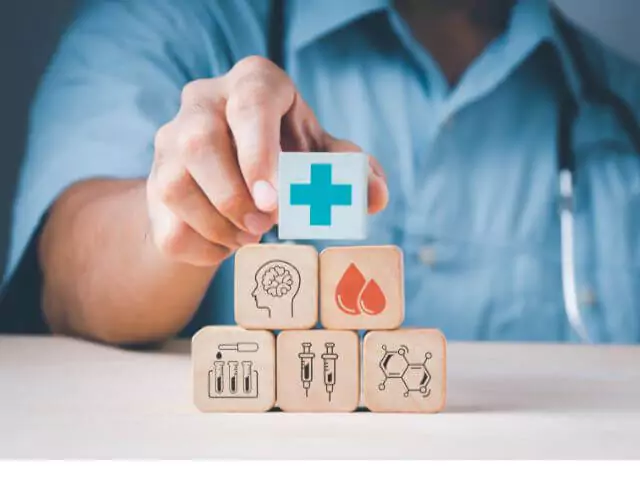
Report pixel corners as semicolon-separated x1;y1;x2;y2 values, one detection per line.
5;0;640;342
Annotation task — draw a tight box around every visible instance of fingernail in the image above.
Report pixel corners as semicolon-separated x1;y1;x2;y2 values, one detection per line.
368;167;388;192
243;212;273;235
252;180;278;212
237;231;260;246
379;177;389;205
368;174;389;213
370;161;385;179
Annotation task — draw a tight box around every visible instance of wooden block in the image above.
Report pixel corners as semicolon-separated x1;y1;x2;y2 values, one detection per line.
363;329;446;413
192;326;275;412
277;152;368;240
320;246;404;330
276;330;360;412
235;244;318;330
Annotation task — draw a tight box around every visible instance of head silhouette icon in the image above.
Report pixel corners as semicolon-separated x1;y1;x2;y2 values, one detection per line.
252;260;301;319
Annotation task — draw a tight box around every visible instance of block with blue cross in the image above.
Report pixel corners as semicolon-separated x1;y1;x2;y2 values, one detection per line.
278;152;368;240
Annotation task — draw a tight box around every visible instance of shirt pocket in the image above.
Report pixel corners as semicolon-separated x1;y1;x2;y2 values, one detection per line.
551;132;640;342
402;230;569;342
578;156;640;343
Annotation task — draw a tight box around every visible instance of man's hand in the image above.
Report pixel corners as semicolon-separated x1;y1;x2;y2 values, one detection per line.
38;56;388;345
148;56;388;267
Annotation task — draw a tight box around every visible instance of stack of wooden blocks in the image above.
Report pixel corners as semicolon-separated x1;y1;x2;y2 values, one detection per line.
192;153;446;413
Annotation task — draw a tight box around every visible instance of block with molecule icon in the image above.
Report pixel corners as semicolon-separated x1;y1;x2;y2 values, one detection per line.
276;330;360;412
192;326;276;413
319;246;404;330
363;329;446;413
277;152;368;240
234;244;318;330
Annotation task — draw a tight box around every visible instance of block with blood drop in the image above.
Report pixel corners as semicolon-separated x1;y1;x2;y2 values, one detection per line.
335;264;387;316
320;246;404;330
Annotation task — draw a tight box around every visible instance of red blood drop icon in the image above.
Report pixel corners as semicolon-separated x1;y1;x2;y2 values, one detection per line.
335;263;366;315
359;279;386;315
335;264;387;316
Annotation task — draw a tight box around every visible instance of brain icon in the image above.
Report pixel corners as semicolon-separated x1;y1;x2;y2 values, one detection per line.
261;265;294;298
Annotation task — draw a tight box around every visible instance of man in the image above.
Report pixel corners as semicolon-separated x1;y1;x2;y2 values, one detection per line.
3;0;640;344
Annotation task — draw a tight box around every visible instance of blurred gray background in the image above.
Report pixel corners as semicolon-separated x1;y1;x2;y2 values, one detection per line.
1;0;640;279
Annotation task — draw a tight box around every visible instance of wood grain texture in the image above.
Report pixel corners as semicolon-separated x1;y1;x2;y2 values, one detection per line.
192;326;275;412
320;246;404;330
277;330;360;412
363;329;446;413
234;244;318;330
3;336;640;459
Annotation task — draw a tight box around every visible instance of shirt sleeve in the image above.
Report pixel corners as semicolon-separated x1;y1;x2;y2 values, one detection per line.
1;0;233;325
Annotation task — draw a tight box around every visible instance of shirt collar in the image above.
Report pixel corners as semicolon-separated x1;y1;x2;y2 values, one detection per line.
521;0;583;103
287;0;389;50
286;0;583;101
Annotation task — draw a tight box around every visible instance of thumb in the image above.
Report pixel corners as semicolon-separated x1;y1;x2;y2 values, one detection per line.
323;134;389;215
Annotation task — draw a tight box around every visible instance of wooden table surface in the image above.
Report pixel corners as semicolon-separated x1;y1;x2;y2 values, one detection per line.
1;335;639;459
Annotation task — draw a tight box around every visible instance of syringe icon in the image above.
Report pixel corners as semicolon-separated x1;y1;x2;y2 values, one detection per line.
322;342;338;402
298;342;315;397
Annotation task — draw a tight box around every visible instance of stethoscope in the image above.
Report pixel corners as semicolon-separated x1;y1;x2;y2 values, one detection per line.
264;1;640;343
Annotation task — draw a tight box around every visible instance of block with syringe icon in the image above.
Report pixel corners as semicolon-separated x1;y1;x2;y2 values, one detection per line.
276;330;360;413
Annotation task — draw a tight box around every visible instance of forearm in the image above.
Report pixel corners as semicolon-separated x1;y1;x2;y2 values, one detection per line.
38;179;217;345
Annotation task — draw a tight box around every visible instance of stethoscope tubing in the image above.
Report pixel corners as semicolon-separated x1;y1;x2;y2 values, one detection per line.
266;0;640;344
559;169;591;343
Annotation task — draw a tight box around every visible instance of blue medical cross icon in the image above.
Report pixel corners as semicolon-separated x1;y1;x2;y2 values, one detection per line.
289;164;353;226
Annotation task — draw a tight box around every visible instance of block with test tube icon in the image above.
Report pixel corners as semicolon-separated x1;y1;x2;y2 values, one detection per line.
276;330;360;412
192;326;276;412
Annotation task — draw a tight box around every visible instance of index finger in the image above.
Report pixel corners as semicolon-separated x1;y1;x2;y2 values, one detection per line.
225;57;297;213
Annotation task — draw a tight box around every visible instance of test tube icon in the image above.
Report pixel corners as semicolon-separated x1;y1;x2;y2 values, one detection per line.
298;343;315;397
242;361;253;394
209;343;260;399
322;343;338;402
213;360;225;395
228;361;239;395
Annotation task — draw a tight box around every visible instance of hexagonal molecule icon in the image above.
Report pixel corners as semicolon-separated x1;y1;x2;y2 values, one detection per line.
401;353;432;397
378;345;432;398
379;345;409;384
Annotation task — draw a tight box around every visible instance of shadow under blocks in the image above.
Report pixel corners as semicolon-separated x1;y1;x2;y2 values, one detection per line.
191;152;447;413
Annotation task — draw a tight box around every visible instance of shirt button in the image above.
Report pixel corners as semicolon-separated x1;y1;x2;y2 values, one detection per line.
579;288;598;306
418;246;437;266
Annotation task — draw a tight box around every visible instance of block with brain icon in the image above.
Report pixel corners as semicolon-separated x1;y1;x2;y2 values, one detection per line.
234;244;318;330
